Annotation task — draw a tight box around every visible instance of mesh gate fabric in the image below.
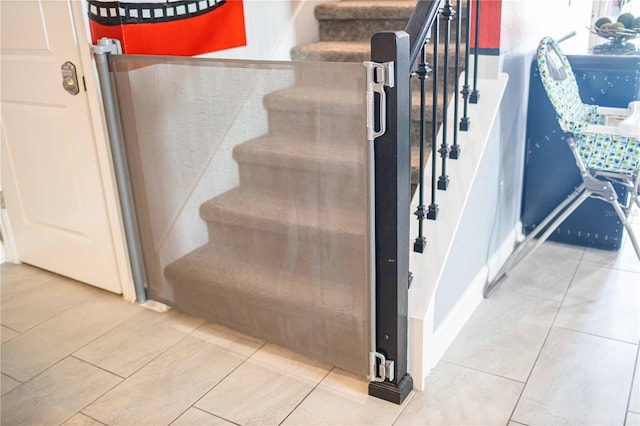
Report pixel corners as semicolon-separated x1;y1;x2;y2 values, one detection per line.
110;55;372;375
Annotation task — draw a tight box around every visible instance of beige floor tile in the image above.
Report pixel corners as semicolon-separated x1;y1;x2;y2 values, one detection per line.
1;326;19;344
499;241;583;302
582;221;640;274
74;309;204;377
196;343;330;425
171;407;235;426
628;412;640;426
189;323;265;358
395;361;523;425
443;289;560;382
0;263;57;294
63;413;107;425
1;373;21;396
630;353;639;414
555;264;639;344
1;274;95;332
1;293;140;381
282;369;410;425
83;324;262;426
512;327;636;426
0;357;121;426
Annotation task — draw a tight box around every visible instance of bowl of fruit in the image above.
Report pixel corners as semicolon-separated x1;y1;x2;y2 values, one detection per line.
589;13;640;45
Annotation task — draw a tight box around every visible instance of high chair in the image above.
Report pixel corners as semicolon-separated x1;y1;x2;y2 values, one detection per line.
484;36;640;297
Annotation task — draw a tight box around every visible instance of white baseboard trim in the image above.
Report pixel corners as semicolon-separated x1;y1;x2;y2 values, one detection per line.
426;264;486;376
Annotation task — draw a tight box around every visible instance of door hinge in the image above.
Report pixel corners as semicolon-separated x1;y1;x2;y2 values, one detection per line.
0;191;5;209
369;351;395;383
363;60;395;142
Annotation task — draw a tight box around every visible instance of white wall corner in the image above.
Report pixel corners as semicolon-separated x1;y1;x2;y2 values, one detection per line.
426;265;486;371
477;55;501;80
487;224;520;283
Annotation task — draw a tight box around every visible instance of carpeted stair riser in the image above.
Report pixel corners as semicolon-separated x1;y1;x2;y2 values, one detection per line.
164;245;368;375
315;1;466;43
198;189;367;285
263;85;365;144
235;158;366;210
291;40;466;65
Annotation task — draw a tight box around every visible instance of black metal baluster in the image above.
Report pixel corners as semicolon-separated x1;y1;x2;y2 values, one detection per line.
427;21;439;220
438;2;452;190
470;0;480;103
449;0;462;159
414;44;430;253
459;0;472;131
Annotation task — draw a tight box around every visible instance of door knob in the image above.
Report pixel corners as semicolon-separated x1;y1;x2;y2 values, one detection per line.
61;61;79;95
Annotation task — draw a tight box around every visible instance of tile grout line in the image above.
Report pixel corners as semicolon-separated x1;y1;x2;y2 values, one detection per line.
64;411;109;426
0;354;96;399
278;366;335;426
623;343;640;426
391;388;417;425
552;325;640;347
69;357;126;425
52;355;126;425
0;371;23;384
1;275;103;335
168;406;241;426
179;339;267;424
578;258;640;275
506;248;586;424
0;323;22;334
68;354;127;380
439;359;527;385
81;319;200;380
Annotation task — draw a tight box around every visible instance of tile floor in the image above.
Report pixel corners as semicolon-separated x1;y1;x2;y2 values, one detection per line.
1;224;639;425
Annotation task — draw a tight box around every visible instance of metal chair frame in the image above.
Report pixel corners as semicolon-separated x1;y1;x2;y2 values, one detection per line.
484;37;640;297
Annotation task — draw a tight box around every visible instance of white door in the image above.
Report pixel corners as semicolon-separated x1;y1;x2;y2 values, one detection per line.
1;0;123;293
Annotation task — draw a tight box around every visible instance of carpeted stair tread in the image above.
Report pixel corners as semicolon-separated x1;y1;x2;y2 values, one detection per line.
291;40;466;63
164;245;365;323
291;41;370;62
200;187;366;239
233;134;365;171
315;1;416;20
263;85;364;115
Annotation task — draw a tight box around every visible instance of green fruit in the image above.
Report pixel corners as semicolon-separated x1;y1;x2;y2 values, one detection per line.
611;22;626;30
632;16;640;29
595;17;612;28
600;22;614;30
617;12;634;28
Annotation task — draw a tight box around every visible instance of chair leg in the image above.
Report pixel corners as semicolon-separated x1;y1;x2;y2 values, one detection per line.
610;198;640;261
483;185;590;297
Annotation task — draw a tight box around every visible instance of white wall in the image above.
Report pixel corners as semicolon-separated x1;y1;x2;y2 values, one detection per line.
201;0;334;61
431;0;594;330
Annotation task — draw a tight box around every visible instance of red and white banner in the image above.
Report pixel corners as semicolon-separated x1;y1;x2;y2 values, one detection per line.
88;0;246;56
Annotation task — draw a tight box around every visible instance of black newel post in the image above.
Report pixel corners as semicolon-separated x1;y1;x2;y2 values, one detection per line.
369;31;414;405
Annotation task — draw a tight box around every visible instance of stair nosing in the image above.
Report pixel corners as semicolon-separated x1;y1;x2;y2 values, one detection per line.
200;187;367;239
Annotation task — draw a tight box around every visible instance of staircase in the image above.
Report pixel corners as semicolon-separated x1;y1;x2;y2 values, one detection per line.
164;0;466;375
292;0;466;186
164;63;371;374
